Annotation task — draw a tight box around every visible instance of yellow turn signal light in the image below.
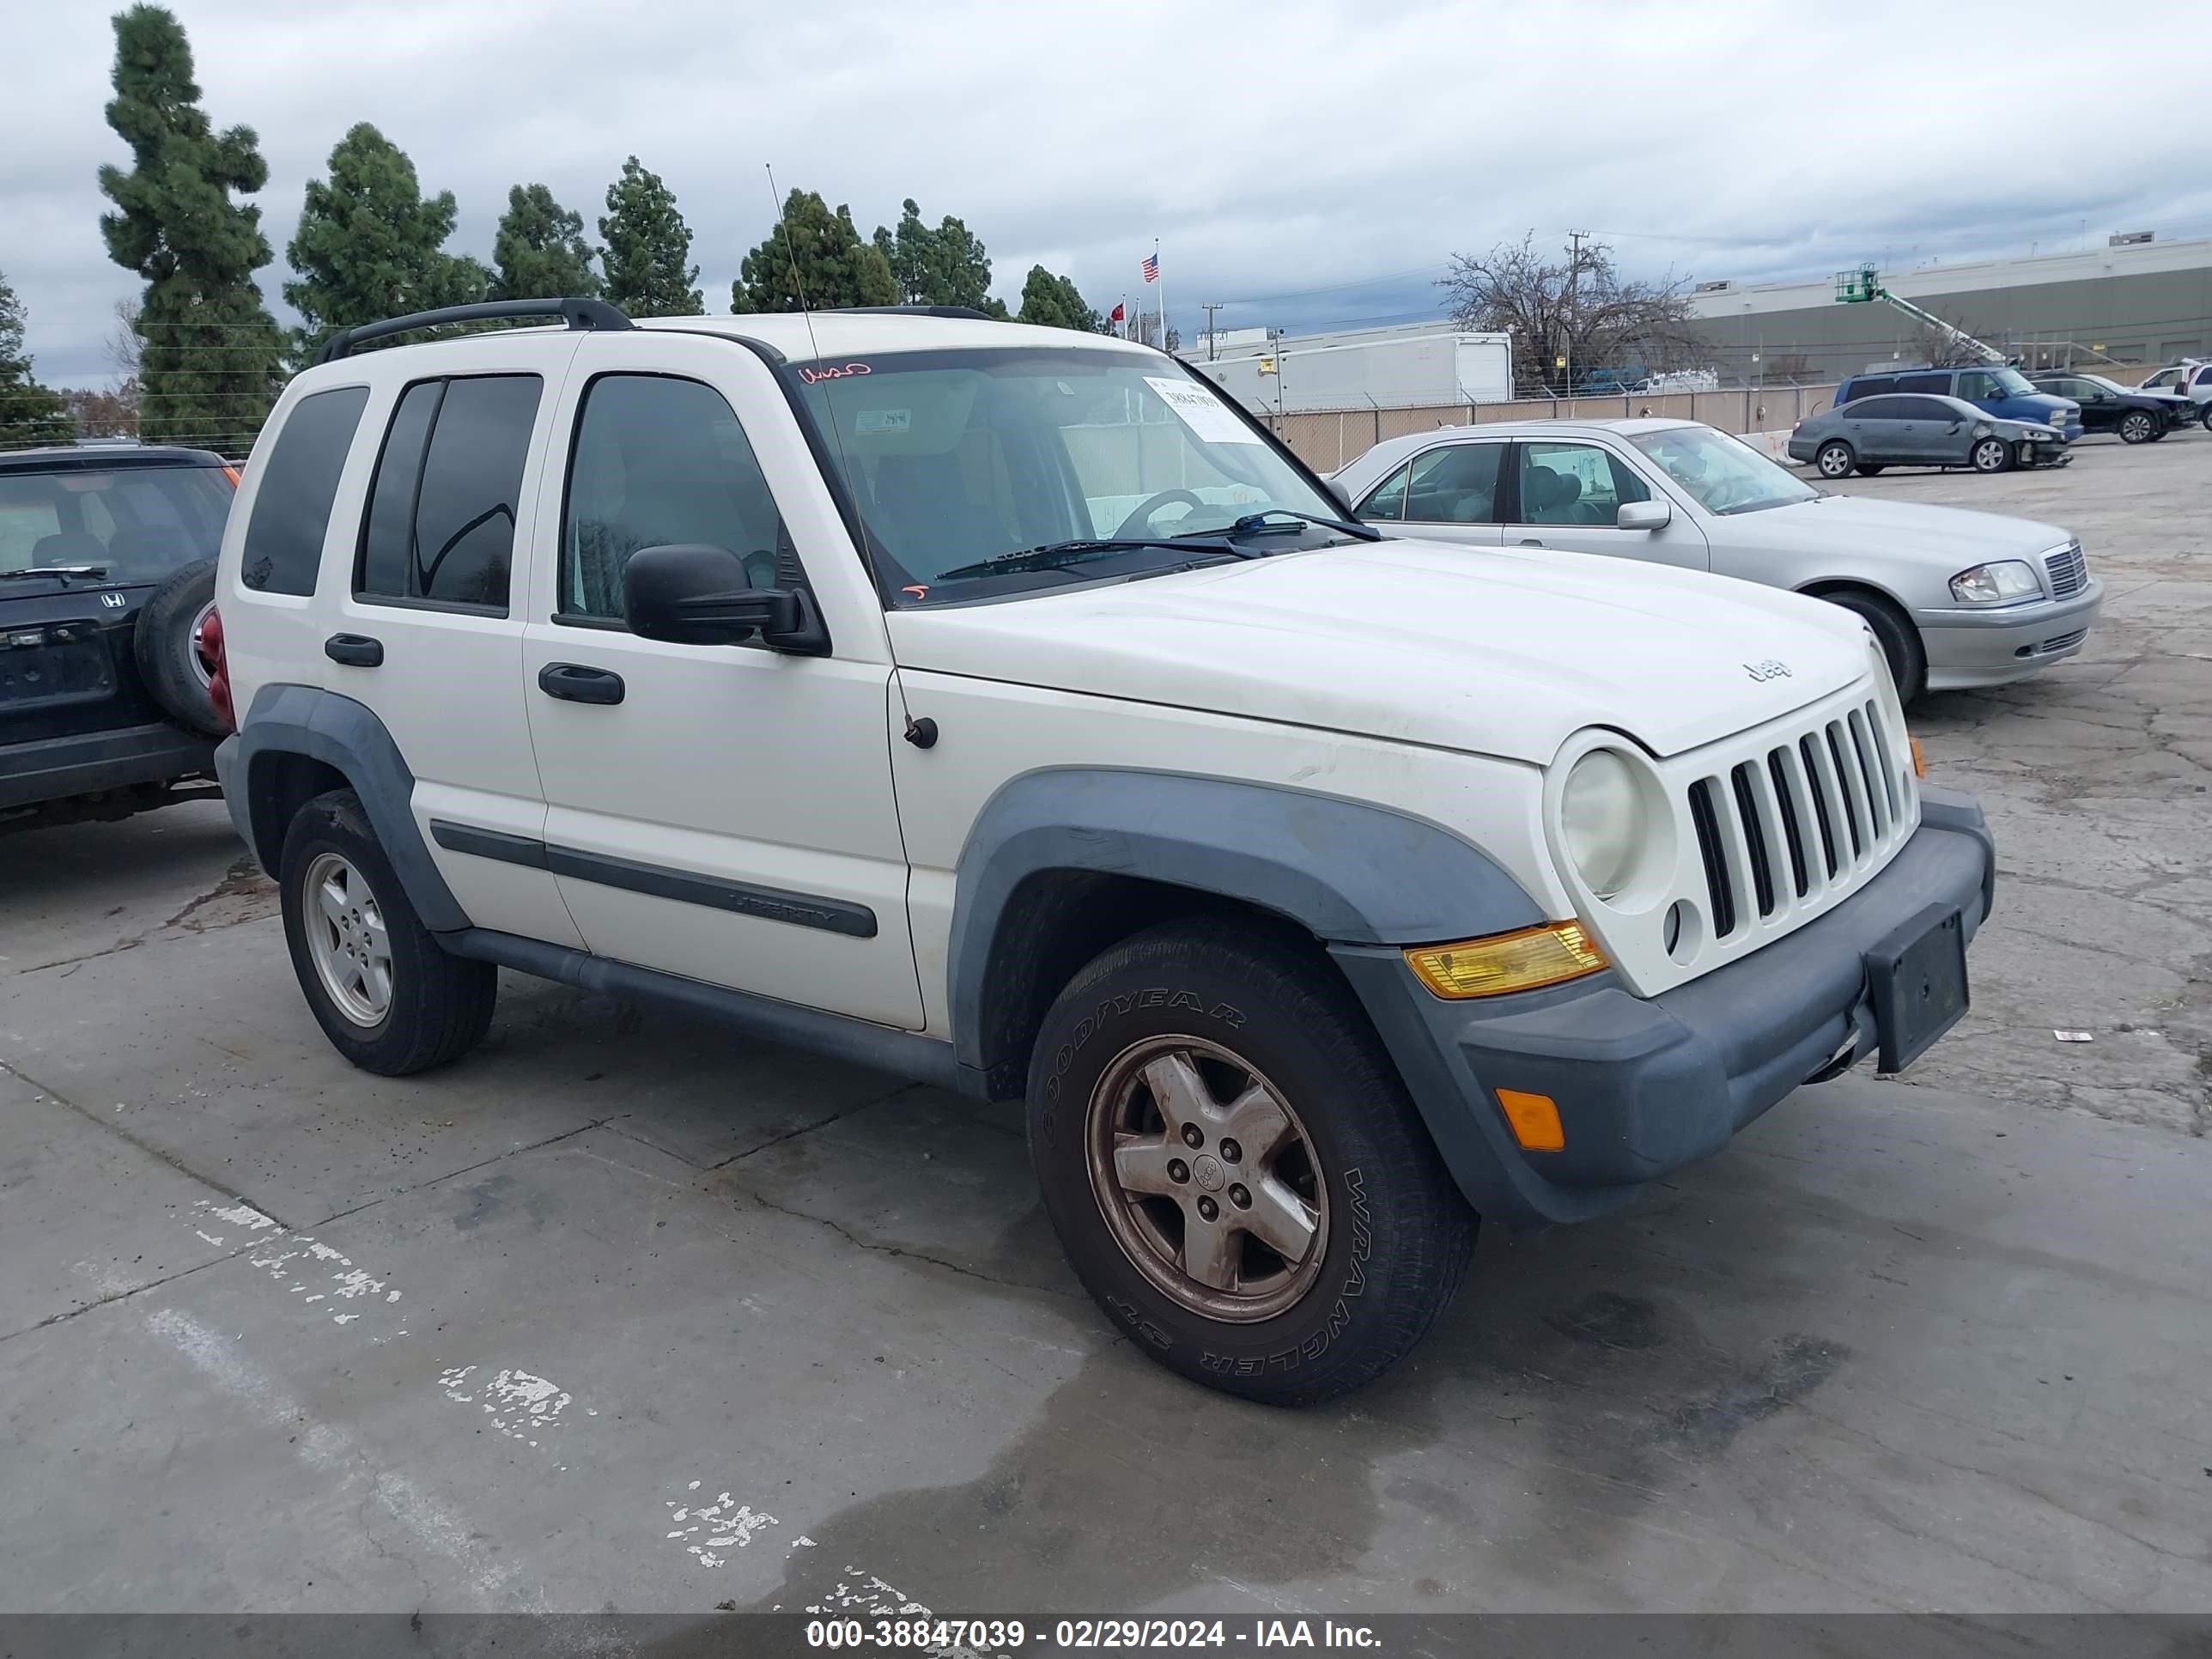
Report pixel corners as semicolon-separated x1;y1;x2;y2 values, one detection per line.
1909;734;1928;779
1496;1089;1565;1152
1405;922;1607;1000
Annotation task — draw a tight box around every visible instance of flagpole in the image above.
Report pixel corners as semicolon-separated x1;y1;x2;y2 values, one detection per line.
1155;238;1166;352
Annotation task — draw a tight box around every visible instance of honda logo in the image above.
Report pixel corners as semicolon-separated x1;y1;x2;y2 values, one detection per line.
100;592;126;610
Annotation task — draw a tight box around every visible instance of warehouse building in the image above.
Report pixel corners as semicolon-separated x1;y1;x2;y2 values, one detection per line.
1689;234;2212;381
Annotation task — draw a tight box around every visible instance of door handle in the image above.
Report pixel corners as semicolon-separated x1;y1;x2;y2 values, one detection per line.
1518;538;1546;548
324;633;383;667
538;662;625;705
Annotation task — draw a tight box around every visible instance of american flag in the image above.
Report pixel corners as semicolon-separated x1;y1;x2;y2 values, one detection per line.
1141;253;1159;283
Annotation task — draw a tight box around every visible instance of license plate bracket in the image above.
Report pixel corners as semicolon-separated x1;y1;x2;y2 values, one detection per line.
1864;903;1969;1075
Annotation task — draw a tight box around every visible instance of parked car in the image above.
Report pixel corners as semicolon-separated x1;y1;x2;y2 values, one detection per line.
2134;361;2212;427
2025;373;2175;442
1790;393;2069;477
1;441;235;834
209;300;1995;1405
1837;364;2081;443
1333;417;2100;701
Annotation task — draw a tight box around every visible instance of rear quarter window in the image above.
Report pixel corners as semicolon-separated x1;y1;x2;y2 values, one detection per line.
240;386;372;594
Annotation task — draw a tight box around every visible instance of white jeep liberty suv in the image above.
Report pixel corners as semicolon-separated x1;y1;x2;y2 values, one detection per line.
208;298;1995;1403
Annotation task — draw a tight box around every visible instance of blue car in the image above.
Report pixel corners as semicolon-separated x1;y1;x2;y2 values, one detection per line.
1837;365;2081;444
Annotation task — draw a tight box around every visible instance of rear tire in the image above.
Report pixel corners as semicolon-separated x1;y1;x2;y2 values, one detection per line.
1026;919;1474;1405
1815;441;1856;480
2118;410;2156;445
132;559;223;736
279;788;496;1076
1971;436;2014;474
1823;589;1927;704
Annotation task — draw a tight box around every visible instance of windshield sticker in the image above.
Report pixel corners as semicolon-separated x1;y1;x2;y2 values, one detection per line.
798;362;872;384
854;409;911;434
1144;376;1263;445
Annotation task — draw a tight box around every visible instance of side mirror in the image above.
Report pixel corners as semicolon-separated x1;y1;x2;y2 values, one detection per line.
623;544;829;653
1326;477;1356;512
1616;499;1672;532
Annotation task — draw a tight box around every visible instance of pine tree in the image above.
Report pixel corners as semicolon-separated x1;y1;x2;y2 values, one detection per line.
1016;266;1101;332
732;190;898;314
284;123;490;362
599;158;702;317
0;274;76;449
493;183;601;301
97;4;282;454
872;198;995;311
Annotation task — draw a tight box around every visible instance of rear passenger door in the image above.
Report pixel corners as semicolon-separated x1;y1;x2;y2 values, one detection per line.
335;346;586;949
516;331;924;1030
1502;439;1706;569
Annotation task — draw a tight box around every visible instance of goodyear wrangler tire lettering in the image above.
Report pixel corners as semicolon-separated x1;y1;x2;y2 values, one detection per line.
1024;922;1473;1405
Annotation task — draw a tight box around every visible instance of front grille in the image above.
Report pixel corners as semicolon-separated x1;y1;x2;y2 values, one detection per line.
2045;543;2087;598
1689;696;1910;939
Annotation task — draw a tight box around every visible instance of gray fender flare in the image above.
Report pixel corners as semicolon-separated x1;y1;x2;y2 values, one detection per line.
221;683;468;933
945;767;1543;1075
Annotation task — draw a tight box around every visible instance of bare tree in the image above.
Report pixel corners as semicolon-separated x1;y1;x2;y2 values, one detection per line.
105;298;143;380
1438;233;1703;392
62;384;139;438
1911;310;2001;368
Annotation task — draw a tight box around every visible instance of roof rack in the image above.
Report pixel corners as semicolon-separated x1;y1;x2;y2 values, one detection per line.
833;305;997;320
313;297;633;365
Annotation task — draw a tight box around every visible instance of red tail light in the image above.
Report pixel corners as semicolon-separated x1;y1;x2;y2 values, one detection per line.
200;605;234;733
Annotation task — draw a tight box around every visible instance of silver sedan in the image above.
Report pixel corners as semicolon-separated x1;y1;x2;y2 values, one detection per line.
1787;392;2069;478
1328;417;2103;702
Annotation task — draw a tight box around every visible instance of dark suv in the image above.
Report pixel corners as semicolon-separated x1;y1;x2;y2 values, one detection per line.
1;442;237;833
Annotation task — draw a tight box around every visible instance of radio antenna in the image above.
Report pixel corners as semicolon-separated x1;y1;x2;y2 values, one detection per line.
763;163;884;603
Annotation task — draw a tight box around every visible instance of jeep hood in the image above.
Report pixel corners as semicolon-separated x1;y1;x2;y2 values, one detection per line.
1753;494;2071;568
886;539;1869;764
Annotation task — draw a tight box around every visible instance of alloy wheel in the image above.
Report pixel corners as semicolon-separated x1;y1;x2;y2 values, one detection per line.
302;851;392;1026
1085;1035;1328;1322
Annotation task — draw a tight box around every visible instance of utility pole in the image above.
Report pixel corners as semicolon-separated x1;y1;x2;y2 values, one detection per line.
1202;301;1224;361
1565;229;1589;396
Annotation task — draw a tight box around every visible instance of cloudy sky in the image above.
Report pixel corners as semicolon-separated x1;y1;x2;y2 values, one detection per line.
8;0;2211;387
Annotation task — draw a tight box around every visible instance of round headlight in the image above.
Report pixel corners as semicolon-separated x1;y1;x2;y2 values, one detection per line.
1561;749;1645;900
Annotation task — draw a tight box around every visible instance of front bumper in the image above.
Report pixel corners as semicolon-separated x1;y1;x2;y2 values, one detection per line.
0;720;216;812
1333;789;1995;1229
1913;578;2104;690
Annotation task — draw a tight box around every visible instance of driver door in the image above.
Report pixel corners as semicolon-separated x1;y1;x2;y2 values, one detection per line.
516;331;924;1029
1503;440;1706;569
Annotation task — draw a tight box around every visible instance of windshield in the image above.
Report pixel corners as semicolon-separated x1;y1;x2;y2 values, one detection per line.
1629;426;1819;516
0;463;233;581
1993;368;2038;396
791;347;1346;599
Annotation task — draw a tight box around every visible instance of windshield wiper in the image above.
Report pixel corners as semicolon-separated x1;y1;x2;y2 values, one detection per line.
0;564;108;583
1176;507;1382;544
935;537;1249;582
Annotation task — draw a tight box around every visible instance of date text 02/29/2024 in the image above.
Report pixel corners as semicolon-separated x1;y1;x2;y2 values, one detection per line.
803;1618;1382;1650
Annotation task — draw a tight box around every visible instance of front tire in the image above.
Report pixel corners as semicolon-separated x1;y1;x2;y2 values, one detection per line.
1970;436;2014;473
1815;440;1856;480
1824;589;1927;704
1026;920;1474;1405
2118;410;2156;444
279;788;496;1075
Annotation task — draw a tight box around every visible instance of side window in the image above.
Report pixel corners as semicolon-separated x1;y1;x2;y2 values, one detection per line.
1899;398;1955;421
562;374;788;623
239;386;370;595
1954;372;1995;401
1516;442;1648;526
1355;463;1410;522
1897;373;1950;394
1841;377;1893;403
356;374;541;612
1403;443;1504;524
